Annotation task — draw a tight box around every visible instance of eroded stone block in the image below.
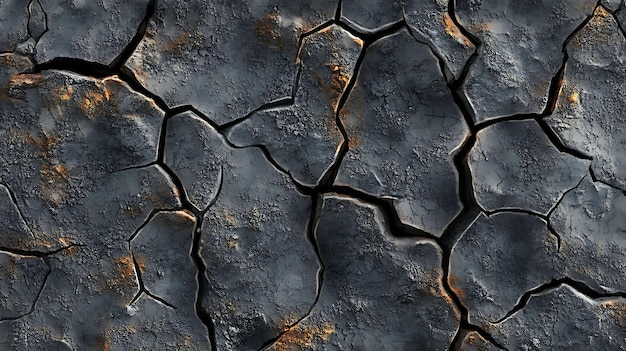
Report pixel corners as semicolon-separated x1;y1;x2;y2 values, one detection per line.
127;0;337;124
469;120;589;214
269;196;459;350
229;25;362;186
547;7;626;190
336;29;467;235
456;0;597;122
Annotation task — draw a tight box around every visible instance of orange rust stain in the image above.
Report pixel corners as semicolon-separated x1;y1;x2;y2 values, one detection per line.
10;73;43;87
256;12;282;48
127;325;136;334
318;62;354;145
352;37;364;47
327;63;351;111
467;333;476;345
81;90;109;114
177;209;196;221
99;255;140;293
602;301;626;327
273;321;334;351
40;164;69;184
448;274;467;300
567;91;580;106
163;30;204;54
58;237;78;255
226;237;239;250
116;256;137;281
39;163;70;205
443;13;472;47
57;85;74;101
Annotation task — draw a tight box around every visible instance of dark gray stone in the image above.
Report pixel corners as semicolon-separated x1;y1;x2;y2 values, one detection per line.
268;196;459;350
456;0;597;122
35;0;150;64
131;211;197;308
469;120;589;214
0;184;39;251
229;25;362;186
450;212;561;326
551;177;626;293
0;53;210;350
127;0;337;124
341;0;475;78
336;29;467;235
28;0;47;41
0;252;48;320
491;285;626;350
547;7;626;191
162;112;317;349
164;112;227;211
404;0;476;78
0;0;29;52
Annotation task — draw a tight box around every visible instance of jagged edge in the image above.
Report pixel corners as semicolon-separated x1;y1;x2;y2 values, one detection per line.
493;277;626;325
257;193;325;351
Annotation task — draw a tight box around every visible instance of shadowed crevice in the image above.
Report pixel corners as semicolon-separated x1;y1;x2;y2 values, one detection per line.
0;257;51;323
494;277;626;325
257;194;325;351
128;252;177;309
108;0;156;71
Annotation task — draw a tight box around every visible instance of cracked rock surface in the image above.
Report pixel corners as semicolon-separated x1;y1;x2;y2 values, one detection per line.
491;285;626;350
456;0;597;122
336;28;467;236
1;0;625;350
35;0;150;64
127;0;337;124
166;113;318;350
547;7;626;191
469;120;589;214
450;212;561;326
551;177;626;293
267;196;458;350
229;25;362;186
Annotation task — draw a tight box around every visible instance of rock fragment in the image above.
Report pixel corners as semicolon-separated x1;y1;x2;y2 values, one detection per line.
163;112;317;349
0;53;208;350
336;29;467;235
449;213;561;326
547;7;626;190
127;0;337;124
229;25;362;186
341;0;475;77
551;177;626;293
0;1;29;53
490;285;626;350
269;196;459;350
469;120;589;214
35;0;150;64
0;253;48;320
456;0;597;122
130;211;197;307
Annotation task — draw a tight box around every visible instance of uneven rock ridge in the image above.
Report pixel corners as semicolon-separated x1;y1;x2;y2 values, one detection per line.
1;1;625;350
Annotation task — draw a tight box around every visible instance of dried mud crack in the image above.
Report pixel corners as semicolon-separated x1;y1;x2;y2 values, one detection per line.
1;0;626;350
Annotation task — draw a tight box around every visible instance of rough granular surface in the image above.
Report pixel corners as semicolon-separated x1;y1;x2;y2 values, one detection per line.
0;1;625;350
